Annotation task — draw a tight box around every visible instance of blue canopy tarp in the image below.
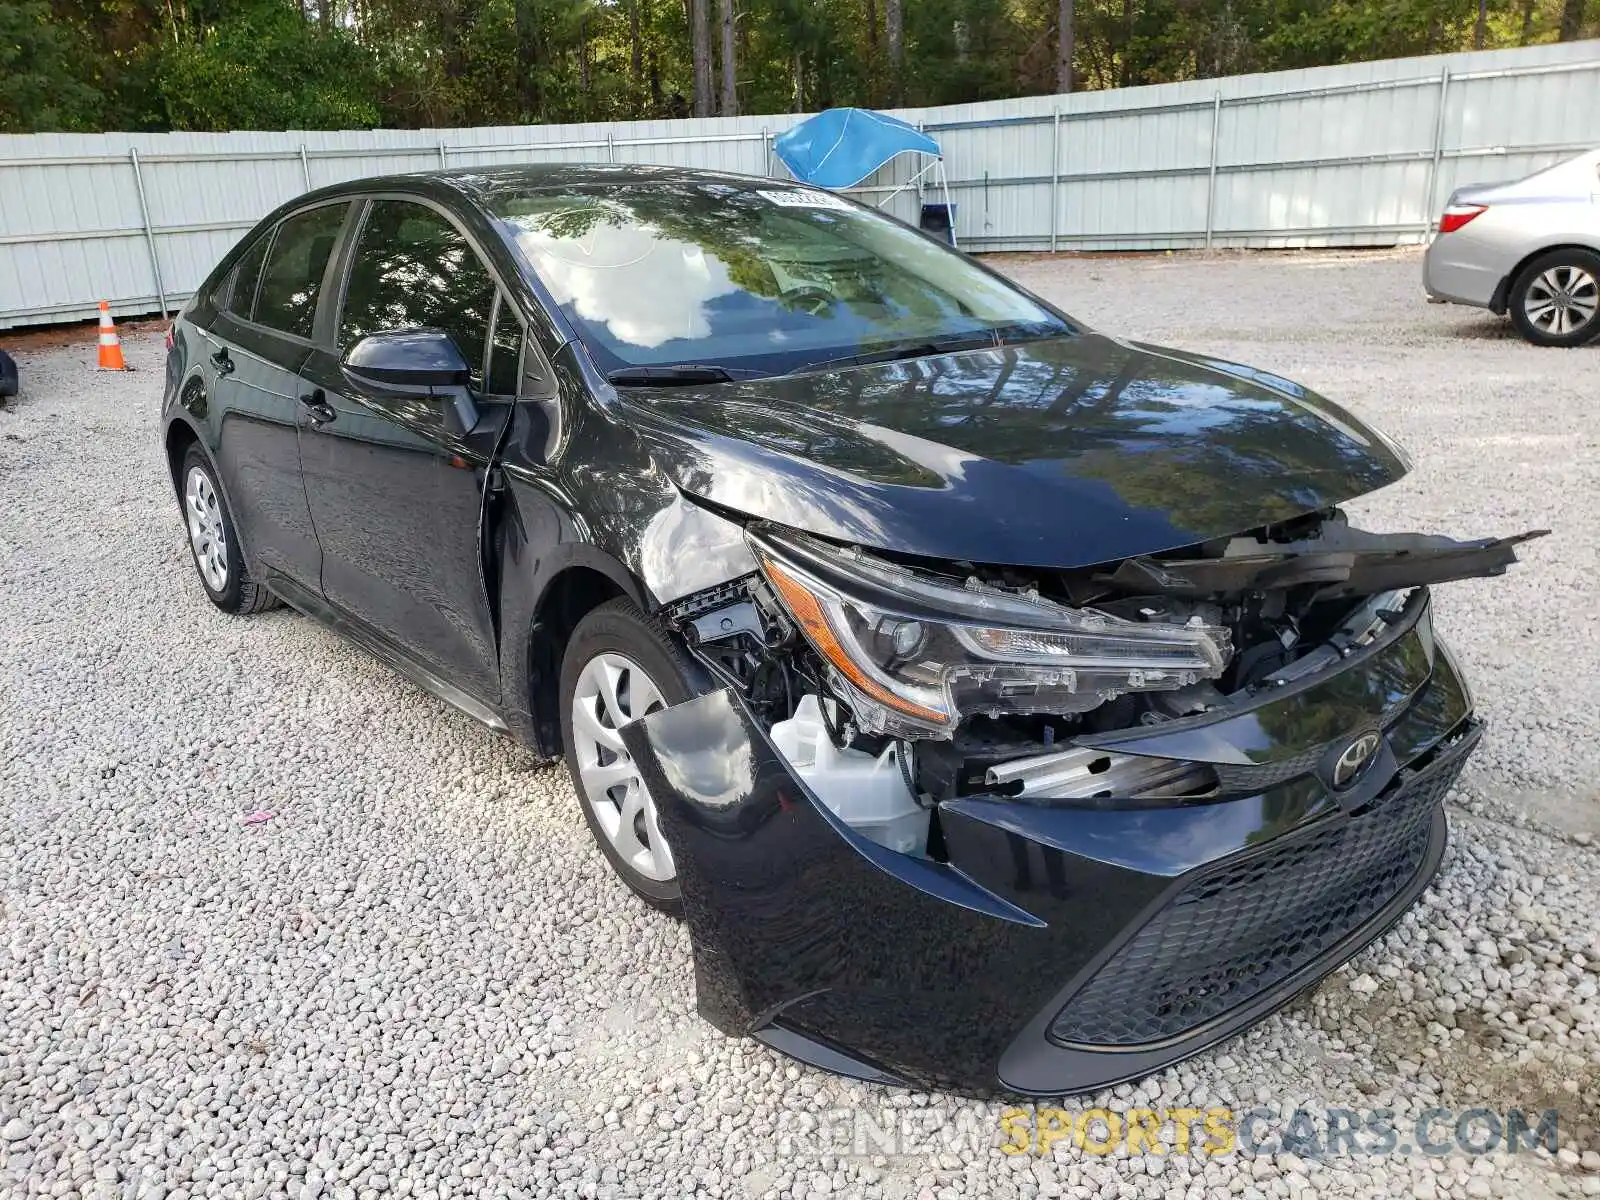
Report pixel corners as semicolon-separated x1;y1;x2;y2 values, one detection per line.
773;108;942;189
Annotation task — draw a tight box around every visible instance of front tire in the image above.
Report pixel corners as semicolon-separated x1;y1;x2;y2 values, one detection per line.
180;445;277;615
559;598;700;914
1507;249;1600;347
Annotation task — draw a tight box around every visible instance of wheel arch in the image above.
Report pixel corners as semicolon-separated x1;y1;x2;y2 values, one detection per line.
1492;241;1600;314
163;415;203;500
163;411;262;580
520;554;650;758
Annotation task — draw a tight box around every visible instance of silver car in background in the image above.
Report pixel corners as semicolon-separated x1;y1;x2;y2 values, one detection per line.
1424;148;1600;347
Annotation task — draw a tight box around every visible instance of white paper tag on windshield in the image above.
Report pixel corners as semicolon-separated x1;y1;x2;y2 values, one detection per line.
761;189;854;212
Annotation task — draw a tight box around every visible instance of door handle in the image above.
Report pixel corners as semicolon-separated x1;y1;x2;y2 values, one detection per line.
299;389;335;424
211;349;234;376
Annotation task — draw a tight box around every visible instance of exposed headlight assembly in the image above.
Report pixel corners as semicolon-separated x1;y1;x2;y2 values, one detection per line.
749;530;1233;740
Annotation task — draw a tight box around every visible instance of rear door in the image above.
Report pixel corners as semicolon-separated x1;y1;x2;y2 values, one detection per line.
295;196;519;704
203;202;351;588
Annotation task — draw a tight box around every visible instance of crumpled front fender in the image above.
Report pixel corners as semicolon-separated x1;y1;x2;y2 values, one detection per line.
622;688;1055;1091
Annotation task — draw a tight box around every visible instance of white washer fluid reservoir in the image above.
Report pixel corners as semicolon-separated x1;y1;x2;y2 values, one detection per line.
768;694;929;855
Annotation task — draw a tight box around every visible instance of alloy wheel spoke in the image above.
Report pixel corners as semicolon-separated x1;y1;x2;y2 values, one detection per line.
584;757;639;795
617;779;646;829
596;659;630;727
644;796;675;880
572;696;624;754
626;841;657;877
631;676;664;721
611;788;651;870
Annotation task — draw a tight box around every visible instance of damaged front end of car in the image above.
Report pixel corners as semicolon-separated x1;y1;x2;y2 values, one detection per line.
620;508;1544;1097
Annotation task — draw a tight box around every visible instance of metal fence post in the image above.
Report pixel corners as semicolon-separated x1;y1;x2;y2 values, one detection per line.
128;148;168;318
1049;110;1061;253
1425;67;1452;231
762;130;773;176
915;121;928;225
607;129;616;163
1204;91;1223;250
299;144;312;191
438;142;449;168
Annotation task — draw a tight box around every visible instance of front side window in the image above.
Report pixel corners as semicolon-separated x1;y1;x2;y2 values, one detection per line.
339;200;498;387
254;203;349;338
490;183;1071;378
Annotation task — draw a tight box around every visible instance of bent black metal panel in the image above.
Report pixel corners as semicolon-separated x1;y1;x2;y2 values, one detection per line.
622;639;1478;1097
621;331;1409;570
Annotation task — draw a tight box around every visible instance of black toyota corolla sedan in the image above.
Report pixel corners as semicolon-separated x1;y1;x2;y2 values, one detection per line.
162;164;1541;1097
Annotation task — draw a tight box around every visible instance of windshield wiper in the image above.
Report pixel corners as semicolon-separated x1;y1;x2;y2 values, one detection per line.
607;364;738;386
990;317;1075;343
790;332;1000;376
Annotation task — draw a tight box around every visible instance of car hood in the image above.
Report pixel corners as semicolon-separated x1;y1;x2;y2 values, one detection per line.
617;332;1408;570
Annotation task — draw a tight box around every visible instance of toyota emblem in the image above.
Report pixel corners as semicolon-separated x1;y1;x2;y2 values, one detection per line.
1332;730;1383;789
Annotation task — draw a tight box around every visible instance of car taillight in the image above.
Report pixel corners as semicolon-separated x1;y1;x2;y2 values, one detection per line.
1438;203;1487;234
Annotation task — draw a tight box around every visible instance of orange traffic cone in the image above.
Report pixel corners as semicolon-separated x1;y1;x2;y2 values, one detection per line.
97;301;127;371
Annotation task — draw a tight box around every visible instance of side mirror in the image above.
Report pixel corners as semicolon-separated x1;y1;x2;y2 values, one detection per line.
340;329;480;438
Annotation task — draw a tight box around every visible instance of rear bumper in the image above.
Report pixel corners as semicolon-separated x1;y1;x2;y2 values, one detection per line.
1423;238;1503;309
623;599;1477;1097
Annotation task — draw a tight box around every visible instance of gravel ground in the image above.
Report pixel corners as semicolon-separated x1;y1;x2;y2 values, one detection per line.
2;248;1598;1200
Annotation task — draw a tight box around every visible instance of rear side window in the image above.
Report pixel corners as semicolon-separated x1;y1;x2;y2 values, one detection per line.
338;200;498;387
254;204;350;338
224;232;272;319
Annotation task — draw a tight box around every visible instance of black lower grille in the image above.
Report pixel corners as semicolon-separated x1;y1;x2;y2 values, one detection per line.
1047;729;1475;1048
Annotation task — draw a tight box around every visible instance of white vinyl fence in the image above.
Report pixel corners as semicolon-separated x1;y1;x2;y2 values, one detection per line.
1;40;1597;329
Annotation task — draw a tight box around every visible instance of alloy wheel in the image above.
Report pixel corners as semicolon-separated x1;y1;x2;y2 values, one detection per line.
1522;265;1599;338
570;652;674;882
184;466;229;592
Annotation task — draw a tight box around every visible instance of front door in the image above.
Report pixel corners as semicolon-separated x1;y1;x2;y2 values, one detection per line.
296;197;522;705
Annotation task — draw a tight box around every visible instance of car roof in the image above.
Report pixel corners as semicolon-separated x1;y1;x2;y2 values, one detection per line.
300;163;779;211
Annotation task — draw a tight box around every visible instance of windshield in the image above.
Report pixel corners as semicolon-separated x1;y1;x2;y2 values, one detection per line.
491;181;1072;379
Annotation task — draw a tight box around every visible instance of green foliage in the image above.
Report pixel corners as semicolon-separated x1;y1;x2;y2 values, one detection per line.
1;0;1594;135
156;2;382;129
0;0;105;132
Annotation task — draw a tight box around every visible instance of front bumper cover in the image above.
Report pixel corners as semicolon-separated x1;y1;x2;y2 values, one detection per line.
622;593;1478;1097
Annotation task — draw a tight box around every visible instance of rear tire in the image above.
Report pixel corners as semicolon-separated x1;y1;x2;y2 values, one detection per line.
180;445;278;615
559;598;700;915
1507;248;1600;347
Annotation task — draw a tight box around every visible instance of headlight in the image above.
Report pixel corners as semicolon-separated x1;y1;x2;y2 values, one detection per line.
749;530;1233;739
